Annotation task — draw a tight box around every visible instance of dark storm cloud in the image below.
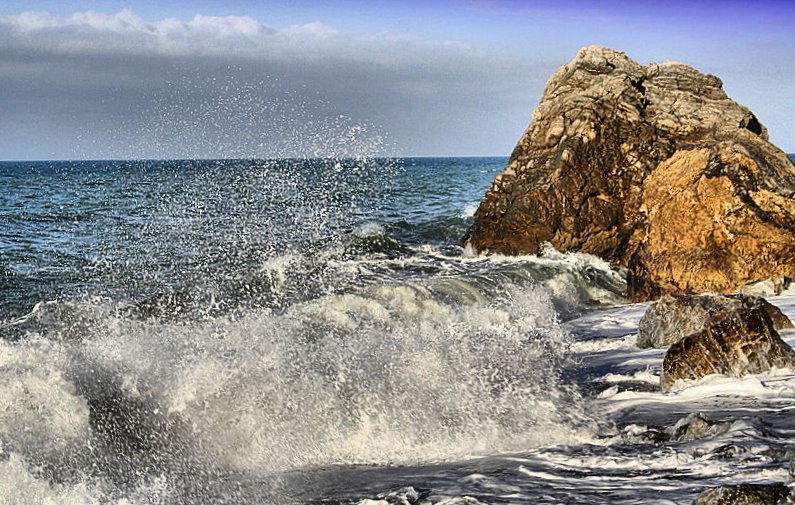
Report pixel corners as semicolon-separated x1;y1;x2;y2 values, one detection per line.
0;10;543;159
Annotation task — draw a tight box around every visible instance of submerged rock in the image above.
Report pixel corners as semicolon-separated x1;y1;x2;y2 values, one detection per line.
661;303;795;392
667;413;729;442
377;487;428;505
638;294;792;348
615;413;731;444
463;45;795;301
356;487;432;505
615;413;730;445
691;483;790;505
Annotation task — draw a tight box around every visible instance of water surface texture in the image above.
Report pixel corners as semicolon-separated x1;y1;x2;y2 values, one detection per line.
1;157;794;504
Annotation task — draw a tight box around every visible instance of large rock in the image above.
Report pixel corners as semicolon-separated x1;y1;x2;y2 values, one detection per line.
463;46;795;301
638;294;793;348
691;483;790;505
661;303;795;392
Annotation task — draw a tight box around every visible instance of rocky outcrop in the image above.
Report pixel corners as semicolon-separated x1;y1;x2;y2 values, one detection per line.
661;302;795;392
637;294;792;348
463;46;795;301
692;483;790;505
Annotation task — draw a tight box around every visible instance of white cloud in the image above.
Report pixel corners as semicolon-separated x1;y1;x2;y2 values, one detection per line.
0;10;335;57
0;8;527;87
0;9;451;61
187;14;266;37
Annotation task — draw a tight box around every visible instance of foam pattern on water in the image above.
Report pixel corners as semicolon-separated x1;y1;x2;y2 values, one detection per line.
112;283;582;466
0;337;90;456
0;275;597;503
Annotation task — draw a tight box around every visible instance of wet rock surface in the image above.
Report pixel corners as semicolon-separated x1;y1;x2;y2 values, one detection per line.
638;294;793;349
691;483;790;505
613;413;731;445
661;303;795;392
465;45;795;301
667;413;730;442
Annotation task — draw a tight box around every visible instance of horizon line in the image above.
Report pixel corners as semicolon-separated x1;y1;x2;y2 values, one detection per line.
2;152;794;163
0;155;513;163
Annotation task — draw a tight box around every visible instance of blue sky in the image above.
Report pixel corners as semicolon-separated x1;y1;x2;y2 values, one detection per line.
0;0;793;159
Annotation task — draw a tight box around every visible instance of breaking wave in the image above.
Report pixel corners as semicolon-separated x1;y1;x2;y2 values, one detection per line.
0;155;628;503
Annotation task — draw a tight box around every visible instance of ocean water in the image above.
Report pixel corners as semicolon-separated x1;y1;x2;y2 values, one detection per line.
1;156;794;504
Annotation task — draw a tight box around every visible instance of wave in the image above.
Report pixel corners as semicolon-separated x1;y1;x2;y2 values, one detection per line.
0;156;632;502
0;245;625;503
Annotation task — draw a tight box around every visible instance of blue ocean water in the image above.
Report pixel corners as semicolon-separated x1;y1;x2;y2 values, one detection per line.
0;157;628;504
0;158;514;316
0;159;461;314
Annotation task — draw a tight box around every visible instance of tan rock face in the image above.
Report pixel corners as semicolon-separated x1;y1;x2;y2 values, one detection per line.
660;303;795;392
631;144;795;299
464;46;795;301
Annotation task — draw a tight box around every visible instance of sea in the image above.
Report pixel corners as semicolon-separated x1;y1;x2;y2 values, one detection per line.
1;156;795;504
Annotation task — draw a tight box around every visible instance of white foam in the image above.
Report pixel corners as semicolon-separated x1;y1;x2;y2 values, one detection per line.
461;241;478;258
353;222;384;237
436;498;488;505
460;204;478;218
256;252;305;294
0;338;90;455
0;455;101;505
575;290;795;415
62;283;589;474
13;243;795;503
599;369;660;385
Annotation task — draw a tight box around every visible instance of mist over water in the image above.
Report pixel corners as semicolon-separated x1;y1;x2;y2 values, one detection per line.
87;74;392;161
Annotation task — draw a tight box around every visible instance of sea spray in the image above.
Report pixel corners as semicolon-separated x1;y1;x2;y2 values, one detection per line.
0;154;628;503
31;278;589;463
0;269;606;502
0;336;90;457
92;72;393;161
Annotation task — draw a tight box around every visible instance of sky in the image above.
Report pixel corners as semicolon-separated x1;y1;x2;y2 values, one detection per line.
0;0;793;159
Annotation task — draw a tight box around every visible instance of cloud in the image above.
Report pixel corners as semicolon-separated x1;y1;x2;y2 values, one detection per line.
0;10;337;57
0;9;542;159
0;9;467;62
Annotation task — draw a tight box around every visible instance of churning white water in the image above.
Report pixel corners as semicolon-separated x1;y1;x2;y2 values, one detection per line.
1;148;633;503
0;248;620;503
